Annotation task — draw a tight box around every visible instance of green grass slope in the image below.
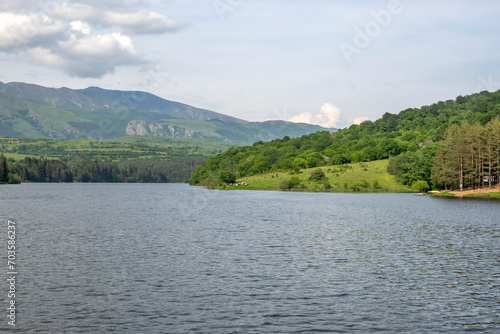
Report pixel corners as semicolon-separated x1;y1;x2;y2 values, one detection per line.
218;160;411;193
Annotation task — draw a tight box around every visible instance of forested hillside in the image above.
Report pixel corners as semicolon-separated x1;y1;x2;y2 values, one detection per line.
190;90;500;190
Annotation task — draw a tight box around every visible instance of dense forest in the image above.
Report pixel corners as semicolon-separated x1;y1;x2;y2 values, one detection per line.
431;119;500;190
0;153;20;184
190;90;500;190
6;156;204;183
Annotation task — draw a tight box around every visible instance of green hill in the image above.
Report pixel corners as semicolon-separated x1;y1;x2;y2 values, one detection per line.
190;90;500;192
222;160;410;193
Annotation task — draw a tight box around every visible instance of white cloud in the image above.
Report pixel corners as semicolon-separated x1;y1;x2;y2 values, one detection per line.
353;116;369;125
0;2;183;78
29;47;65;67
0;13;66;51
61;33;137;57
318;103;342;127
31;33;144;78
70;21;91;35
70;0;147;8
52;3;183;35
287;112;315;125
287;103;342;128
104;11;184;35
52;2;96;21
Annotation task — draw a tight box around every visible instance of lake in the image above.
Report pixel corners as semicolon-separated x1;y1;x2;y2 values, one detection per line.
0;183;499;333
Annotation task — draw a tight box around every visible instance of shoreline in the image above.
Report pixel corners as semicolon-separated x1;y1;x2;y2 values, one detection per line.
433;185;500;198
214;185;415;194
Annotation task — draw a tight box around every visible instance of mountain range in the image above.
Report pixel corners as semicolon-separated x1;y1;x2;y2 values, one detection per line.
0;82;333;143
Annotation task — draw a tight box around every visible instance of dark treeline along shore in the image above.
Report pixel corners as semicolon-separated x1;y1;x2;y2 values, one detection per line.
4;155;203;183
0;137;233;183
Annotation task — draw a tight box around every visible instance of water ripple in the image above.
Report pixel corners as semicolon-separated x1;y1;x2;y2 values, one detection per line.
0;184;499;333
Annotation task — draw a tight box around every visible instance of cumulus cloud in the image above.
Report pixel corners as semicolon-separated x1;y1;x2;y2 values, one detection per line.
52;2;97;21
353;116;369;125
31;33;144;78
70;0;148;8
70;21;91;35
0;1;183;78
288;103;342;128
52;3;184;35
104;11;183;35
0;13;67;51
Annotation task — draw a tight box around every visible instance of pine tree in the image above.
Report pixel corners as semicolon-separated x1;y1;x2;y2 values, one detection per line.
432;124;467;190
487;118;500;184
432;137;455;189
450;124;467;191
0;153;8;183
484;121;496;187
464;123;485;189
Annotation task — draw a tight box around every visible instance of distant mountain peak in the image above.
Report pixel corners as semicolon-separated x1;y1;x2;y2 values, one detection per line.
0;81;333;142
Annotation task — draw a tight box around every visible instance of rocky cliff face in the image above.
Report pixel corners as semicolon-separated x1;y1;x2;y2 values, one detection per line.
126;120;149;136
126;120;201;139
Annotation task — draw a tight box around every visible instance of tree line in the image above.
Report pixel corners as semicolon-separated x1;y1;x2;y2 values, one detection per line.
387;118;500;191
0;154;21;184
431;119;500;190
6;156;205;183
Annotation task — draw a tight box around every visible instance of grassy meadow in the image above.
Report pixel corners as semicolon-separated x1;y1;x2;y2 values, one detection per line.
221;160;412;193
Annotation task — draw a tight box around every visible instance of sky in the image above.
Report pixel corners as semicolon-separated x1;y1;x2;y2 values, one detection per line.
1;0;500;129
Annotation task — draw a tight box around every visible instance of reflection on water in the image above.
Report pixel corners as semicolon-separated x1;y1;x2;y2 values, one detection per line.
0;183;499;333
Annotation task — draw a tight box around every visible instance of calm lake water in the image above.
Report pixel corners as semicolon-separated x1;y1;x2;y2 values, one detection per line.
0;183;499;333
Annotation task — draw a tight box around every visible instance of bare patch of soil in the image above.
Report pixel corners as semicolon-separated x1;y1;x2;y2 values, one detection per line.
448;185;500;197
